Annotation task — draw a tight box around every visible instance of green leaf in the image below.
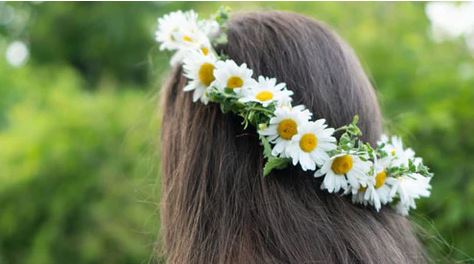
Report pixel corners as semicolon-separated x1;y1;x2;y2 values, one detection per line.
263;157;291;176
352;115;359;125
260;135;273;159
213;6;231;26
211;6;231;46
259;135;291;176
213;34;228;46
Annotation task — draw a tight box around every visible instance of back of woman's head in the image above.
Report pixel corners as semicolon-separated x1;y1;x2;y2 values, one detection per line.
161;11;425;264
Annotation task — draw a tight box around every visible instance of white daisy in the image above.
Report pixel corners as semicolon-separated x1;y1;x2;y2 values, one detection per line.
286;119;336;171
352;187;370;205
169;49;189;66
239;76;293;107
199;19;220;38
378;135;416;167
212;60;256;96
155;10;200;51
169;43;214;66
394;202;410;216
182;51;218;104
315;154;372;193
259;105;312;158
390;173;431;215
360;171;397;211
156;10;214;66
171;25;210;51
374;158;398;202
352;154;397;211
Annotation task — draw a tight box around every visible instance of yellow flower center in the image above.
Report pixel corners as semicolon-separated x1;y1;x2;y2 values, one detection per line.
255;91;274;102
391;149;396;156
277;119;297;140
299;133;318;152
331;155;353;175
198;63;215;86
201;47;209;56
182;35;193;42
227;76;244;89
375;170;387;189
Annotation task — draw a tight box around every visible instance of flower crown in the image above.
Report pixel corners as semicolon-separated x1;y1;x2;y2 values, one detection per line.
155;8;433;215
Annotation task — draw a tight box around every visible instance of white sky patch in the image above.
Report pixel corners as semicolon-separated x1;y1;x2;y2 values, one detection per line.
5;41;29;67
425;2;474;53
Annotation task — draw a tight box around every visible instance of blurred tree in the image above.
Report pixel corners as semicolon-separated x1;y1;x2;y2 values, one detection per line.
0;60;161;263
28;3;156;87
1;2;195;88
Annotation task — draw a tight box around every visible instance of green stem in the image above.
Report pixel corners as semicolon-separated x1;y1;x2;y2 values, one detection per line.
334;125;348;132
245;106;275;115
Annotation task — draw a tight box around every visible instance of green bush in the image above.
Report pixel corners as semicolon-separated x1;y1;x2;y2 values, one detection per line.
0;60;160;263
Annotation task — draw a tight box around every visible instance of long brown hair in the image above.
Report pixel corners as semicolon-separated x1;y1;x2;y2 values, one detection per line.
160;11;425;263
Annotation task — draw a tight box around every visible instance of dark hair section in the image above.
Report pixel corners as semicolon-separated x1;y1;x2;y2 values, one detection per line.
160;11;425;264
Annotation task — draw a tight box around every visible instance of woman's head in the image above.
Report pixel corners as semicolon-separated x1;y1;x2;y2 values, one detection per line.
161;11;424;263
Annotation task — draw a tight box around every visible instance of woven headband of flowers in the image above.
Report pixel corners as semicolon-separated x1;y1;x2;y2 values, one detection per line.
155;8;433;215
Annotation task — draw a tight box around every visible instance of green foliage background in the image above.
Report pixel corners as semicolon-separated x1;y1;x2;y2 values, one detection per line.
0;2;473;263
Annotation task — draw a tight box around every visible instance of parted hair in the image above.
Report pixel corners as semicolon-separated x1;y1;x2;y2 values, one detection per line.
160;11;425;264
